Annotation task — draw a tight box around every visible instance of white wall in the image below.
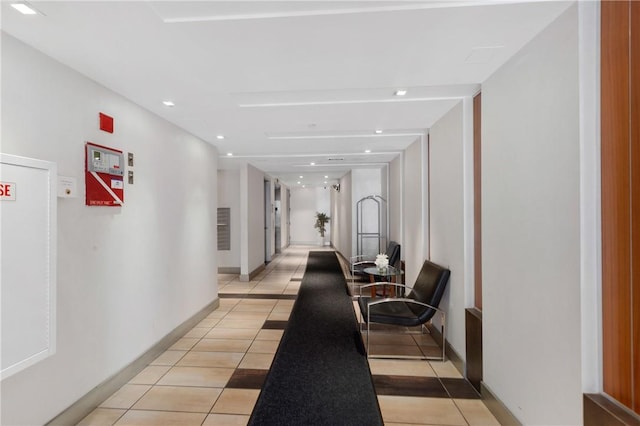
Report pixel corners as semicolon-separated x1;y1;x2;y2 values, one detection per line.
217;169;241;269
240;163;264;279
403;137;428;285
351;168;385;257
388;154;403;247
281;186;290;249
265;177;276;260
331;172;352;258
482;5;582;424
290;186;331;245
578;0;602;393
429;101;467;360
381;164;389;244
1;34;219;425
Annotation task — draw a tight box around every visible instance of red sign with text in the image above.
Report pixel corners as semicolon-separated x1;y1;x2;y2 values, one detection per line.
0;182;16;201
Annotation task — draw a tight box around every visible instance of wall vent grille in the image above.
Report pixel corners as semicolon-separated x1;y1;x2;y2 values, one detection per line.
217;208;231;250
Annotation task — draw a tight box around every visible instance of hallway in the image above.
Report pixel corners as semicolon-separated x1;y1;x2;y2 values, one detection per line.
77;246;499;426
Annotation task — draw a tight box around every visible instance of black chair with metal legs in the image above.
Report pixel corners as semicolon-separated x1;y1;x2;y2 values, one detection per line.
357;259;450;361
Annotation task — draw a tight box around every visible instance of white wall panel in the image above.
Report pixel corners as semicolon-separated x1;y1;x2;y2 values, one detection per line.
279;185;290;250
388;155;403;247
429;101;466;360
331;172;352;257
240;163;265;279
482;5;582;424
402;137;427;285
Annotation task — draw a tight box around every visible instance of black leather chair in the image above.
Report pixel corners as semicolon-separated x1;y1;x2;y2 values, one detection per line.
357;259;450;361
350;241;401;283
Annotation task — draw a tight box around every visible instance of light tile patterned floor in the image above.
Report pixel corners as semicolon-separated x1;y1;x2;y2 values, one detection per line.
78;246;500;426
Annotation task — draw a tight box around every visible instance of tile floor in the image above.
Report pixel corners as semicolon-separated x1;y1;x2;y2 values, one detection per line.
78;246;500;426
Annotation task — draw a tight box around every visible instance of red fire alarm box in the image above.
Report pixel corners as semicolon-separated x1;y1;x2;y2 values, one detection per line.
99;112;114;133
85;142;124;206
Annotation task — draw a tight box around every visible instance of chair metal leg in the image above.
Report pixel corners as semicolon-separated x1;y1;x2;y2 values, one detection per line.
366;310;370;358
351;271;355;297
364;314;447;362
440;311;446;362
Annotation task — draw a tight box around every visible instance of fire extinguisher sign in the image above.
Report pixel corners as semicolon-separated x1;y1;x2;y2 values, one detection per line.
85;142;124;206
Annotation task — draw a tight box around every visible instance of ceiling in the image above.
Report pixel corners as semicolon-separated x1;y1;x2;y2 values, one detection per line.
1;0;573;187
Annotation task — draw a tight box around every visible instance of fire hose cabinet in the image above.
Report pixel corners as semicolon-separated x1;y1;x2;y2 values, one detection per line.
85;142;124;206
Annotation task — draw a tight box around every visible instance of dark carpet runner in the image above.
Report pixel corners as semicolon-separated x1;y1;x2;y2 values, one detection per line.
248;251;383;426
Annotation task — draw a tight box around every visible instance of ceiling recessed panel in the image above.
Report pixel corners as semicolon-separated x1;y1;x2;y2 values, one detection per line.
231;84;479;107
217;135;415;157
234;98;462;133
149;1;453;23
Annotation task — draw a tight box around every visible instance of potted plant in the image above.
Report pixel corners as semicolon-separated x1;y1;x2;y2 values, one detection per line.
314;212;330;245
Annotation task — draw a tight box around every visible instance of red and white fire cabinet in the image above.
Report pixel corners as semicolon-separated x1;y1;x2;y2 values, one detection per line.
85;142;124;206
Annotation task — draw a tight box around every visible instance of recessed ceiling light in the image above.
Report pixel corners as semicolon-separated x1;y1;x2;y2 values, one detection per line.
310;162;315;166
216;135;225;140
365;149;371;153
226;153;233;156
324;181;327;184
299;175;303;178
297;181;301;184
302;185;306;188
375;130;383;134
162;100;175;107
11;2;38;15
394;89;407;96
324;176;328;179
